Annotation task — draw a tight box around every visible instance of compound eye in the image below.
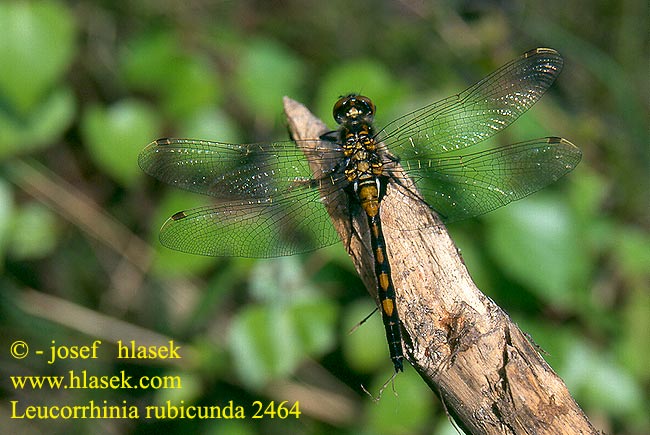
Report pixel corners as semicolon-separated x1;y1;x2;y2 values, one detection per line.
333;95;350;124
356;95;376;116
332;94;376;124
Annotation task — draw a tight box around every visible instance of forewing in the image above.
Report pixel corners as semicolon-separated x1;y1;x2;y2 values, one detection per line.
380;48;564;157
138;138;341;199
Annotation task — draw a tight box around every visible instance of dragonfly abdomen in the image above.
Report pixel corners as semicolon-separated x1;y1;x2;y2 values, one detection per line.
357;178;404;372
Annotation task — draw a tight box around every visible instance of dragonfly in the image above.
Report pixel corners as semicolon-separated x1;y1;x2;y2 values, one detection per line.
139;48;581;373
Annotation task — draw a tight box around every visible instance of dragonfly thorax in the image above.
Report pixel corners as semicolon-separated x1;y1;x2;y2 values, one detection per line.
342;131;384;183
335;97;384;184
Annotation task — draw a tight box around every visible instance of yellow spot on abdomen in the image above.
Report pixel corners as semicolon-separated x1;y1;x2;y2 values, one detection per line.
375;248;385;264
379;272;390;291
382;299;394;316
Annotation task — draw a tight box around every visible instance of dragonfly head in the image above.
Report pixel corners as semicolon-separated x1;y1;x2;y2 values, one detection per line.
333;94;376;125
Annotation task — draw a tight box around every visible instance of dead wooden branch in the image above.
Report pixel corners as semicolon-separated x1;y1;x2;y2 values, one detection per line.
284;96;600;435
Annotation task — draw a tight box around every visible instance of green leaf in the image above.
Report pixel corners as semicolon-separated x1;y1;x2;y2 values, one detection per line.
234;39;305;123
560;336;647;422
162;57;221;120
8;202;60;259
342;299;387;373
229;257;336;386
229;298;336;388
0;86;75;158
248;256;309;303
81;99;161;186
121;31;221;119
616;227;650;381
613;226;650;281
290;299;337;355
0;1;76;115
121;31;180;90
230;304;298;387
365;367;434;434
177;107;240;144
485;194;584;308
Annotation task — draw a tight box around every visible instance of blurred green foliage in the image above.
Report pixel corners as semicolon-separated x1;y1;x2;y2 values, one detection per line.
0;1;648;435
82;99;161;186
0;1;76;156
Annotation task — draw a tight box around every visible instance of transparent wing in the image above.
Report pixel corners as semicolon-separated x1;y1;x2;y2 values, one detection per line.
138;138;342;199
379;48;564;157
392;137;581;223
138;138;347;257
